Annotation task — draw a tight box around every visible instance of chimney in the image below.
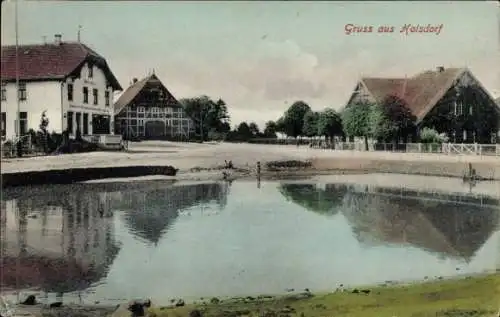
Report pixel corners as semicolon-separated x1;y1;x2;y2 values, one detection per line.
436;66;445;73
54;34;62;45
133;78;138;83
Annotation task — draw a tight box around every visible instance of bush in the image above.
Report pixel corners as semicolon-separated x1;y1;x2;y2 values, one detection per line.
420;127;449;144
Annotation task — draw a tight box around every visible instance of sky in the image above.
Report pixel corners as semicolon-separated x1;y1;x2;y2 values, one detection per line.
1;1;499;129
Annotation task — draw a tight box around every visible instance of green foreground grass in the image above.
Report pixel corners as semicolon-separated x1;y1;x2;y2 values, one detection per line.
148;273;499;317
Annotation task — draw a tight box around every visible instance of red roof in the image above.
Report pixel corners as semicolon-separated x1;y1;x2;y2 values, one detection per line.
360;68;465;122
1;42;122;90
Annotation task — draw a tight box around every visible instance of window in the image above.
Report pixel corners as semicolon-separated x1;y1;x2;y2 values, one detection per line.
1;112;6;139
93;88;98;105
138;106;145;113
67;111;74;134
1;82;6;101
67;84;73;101
19;112;27;135
457;102;463;115
83;87;89;104
88;64;93;79
105;91;110;106
18;82;27;101
469;105;473;115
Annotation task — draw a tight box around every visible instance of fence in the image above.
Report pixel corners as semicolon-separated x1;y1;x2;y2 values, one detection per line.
1;134;125;158
0;134;46;158
310;141;500;156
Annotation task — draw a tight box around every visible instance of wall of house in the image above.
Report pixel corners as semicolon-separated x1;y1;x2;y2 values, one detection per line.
62;62;115;136
420;71;500;144
0;62;117;141
1;81;62;140
115;106;195;139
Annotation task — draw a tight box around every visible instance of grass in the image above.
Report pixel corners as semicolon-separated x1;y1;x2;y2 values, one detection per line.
147;273;499;317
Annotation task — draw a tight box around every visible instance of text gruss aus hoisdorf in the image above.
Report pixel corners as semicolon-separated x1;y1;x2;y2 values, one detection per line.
344;23;444;35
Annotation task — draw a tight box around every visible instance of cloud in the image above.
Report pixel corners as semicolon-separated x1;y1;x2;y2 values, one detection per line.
235;40;326;100
106;38;500;129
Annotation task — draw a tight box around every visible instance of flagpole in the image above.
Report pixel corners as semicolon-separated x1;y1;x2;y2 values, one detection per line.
15;0;21;155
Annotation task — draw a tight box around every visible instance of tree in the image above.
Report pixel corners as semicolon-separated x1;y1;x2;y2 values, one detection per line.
263;120;278;138
275;117;286;134
248;122;260;137
282;101;311;138
302;111;319;138
419;127;449;144
39;110;49;133
235;122;253;140
371;94;416;144
341;102;374;150
317;108;343;142
180;96;230;141
38;110;50;153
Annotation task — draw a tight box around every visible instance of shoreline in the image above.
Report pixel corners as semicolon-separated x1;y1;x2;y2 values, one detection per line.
4;271;498;317
2;142;500;187
2;160;499;188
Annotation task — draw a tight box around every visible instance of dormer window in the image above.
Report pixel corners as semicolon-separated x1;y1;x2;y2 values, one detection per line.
88;64;93;79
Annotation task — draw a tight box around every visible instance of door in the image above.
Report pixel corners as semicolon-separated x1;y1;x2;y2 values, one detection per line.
145;120;165;139
92;114;110;134
75;112;82;135
83;113;89;135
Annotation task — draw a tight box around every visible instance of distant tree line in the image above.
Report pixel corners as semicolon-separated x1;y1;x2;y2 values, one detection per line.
180;94;452;146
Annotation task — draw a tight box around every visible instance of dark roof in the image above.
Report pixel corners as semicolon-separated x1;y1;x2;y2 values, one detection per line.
360;67;465;122
1;42;122;90
114;73;181;115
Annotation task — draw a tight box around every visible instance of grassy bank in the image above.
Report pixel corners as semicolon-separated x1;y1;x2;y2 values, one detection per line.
148;273;499;317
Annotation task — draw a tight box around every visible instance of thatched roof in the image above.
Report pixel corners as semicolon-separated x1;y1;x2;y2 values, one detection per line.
357;67;498;123
360;67;464;121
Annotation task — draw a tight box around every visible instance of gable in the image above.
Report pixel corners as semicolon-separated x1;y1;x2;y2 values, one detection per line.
114;74;181;115
345;81;375;107
0;42;121;90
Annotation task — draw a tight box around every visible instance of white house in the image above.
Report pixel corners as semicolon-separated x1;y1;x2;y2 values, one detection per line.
0;34;122;141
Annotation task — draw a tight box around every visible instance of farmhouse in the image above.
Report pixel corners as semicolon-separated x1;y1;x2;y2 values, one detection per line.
347;67;500;144
114;73;194;140
0;34;122;141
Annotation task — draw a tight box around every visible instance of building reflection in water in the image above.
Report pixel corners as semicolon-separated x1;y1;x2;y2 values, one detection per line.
112;182;231;245
0;184;122;298
0;181;232;297
279;182;500;263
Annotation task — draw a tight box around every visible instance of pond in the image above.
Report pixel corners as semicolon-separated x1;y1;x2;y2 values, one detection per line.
1;174;499;306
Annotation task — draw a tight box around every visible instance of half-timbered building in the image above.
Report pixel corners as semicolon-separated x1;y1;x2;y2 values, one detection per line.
114;74;194;139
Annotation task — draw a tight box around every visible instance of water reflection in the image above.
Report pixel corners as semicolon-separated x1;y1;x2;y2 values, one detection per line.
279;183;348;216
1;187;120;294
0;181;231;296
114;183;231;245
278;182;500;262
0;179;498;304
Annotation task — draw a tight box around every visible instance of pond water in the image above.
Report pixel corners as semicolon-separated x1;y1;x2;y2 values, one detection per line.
1;174;499;305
